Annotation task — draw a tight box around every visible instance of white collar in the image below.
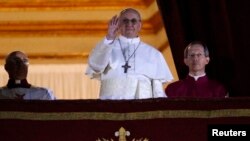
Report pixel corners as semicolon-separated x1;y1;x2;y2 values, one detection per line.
119;35;140;45
189;73;206;81
15;80;21;84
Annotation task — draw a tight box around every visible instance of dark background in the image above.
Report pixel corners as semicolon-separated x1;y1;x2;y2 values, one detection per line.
157;0;250;97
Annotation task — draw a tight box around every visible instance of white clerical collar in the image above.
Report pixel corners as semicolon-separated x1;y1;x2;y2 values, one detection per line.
119;35;140;44
189;73;206;81
15;80;21;84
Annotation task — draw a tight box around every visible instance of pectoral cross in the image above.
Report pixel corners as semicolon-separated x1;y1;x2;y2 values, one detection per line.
122;62;131;73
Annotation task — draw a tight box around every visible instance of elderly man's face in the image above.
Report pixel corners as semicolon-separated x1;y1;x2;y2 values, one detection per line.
119;10;142;38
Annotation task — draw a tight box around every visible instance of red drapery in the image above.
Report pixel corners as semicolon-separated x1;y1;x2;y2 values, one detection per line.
156;0;250;97
1;98;250;141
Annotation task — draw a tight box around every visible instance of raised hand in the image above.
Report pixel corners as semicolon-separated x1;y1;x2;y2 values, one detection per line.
106;15;119;40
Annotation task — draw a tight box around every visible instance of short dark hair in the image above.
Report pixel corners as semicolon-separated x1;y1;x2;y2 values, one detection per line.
184;41;209;58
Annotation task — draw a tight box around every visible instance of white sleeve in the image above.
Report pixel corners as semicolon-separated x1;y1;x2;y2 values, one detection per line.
85;38;113;78
152;80;167;98
42;88;56;100
47;89;56;100
88;38;113;72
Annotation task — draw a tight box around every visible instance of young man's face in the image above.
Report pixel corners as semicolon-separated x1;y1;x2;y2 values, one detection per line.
5;51;29;79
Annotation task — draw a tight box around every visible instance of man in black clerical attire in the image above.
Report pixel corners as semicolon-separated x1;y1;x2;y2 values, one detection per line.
0;51;55;100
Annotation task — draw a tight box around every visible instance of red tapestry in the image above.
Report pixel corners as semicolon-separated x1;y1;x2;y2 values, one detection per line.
0;98;250;141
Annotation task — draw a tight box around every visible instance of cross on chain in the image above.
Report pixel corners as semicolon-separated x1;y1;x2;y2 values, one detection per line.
118;39;141;73
122;61;131;73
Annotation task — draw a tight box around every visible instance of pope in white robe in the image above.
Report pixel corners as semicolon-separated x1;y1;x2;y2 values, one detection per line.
85;8;173;99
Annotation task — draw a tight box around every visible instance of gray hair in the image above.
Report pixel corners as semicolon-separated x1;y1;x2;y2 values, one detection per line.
119;8;141;21
184;41;209;58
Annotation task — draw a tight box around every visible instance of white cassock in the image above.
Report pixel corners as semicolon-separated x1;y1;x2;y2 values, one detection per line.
0;86;55;100
86;35;173;99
